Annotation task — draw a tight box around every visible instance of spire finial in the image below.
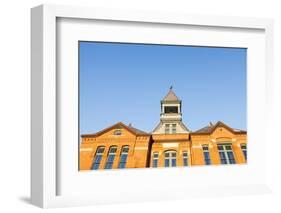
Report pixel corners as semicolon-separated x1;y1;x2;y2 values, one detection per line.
170;85;173;90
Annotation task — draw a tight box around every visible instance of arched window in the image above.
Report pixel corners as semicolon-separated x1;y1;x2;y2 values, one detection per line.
105;146;117;169
182;151;188;166
164;150;177;167
113;130;122;136
118;146;129;169
91;146;105;170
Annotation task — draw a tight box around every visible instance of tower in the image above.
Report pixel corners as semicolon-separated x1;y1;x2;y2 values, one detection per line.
152;87;189;134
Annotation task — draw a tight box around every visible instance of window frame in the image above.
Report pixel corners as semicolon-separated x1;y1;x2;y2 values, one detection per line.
164;106;178;114
164;150;177;167
171;124;177;134
165;123;177;134
118;145;129;169
152;152;159;168
241;143;247;161
202;145;211;165
182;151;188;166
217;144;236;164
91;146;105;170
113;129;122;136
104;146;118;169
165;124;170;134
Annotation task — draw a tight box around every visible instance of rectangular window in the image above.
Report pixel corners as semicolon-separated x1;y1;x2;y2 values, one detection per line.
241;144;247;161
165;123;177;134
182;151;188;166
152;152;159;168
164;106;178;113
218;144;236;164
218;151;227;164
202;145;211;165
165;124;170;134
164;159;169;167
164;151;177;167
172;158;177;167
172;124;176;133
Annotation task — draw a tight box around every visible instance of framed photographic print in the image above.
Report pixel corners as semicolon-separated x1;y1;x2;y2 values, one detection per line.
31;4;274;208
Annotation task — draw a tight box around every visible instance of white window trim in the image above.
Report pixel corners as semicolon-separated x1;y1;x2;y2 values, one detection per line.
218;144;234;164
164;150;177;167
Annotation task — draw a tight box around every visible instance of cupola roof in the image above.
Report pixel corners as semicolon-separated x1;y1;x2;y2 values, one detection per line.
162;86;180;101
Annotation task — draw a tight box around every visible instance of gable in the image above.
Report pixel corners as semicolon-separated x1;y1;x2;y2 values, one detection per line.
97;126;136;139
81;122;150;139
211;126;234;138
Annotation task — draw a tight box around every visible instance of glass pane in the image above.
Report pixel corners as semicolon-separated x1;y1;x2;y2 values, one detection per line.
241;144;247;149
165;153;169;158
95;155;102;163
153;152;159;158
217;145;223;150
153;159;158;168
114;130;122;135
229;159;236;164
227;151;236;164
105;162;113;169
122;147;129;153
204;152;210;159
107;154;115;163
183;158;188;166
204;152;211;165
119;163;125;168
183;152;188;157
219;152;225;159
165;159;169;167
165;106;178;113
110;147;117;153
120;154;127;163
219;152;227;164
171;152;176;158
172;159;177;167
92;163;100;170
97;147;105;153
202;146;209;151
243;150;247;160
227;151;234;159
225;145;232;150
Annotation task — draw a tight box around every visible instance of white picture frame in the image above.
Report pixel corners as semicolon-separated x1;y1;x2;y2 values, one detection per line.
31;4;274;208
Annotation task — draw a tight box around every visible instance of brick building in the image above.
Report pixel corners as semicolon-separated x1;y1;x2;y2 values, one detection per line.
79;88;247;170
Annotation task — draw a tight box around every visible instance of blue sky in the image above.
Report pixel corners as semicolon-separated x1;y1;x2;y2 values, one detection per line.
79;41;247;134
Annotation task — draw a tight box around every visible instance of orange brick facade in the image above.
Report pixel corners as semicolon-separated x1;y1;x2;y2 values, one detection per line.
80;89;247;170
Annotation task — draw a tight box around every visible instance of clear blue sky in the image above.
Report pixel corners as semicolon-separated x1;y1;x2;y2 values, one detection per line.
79;41;247;134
